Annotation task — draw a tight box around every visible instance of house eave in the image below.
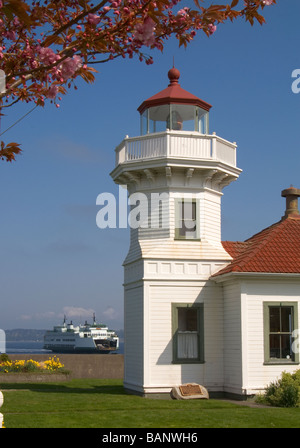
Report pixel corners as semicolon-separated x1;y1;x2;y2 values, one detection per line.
211;271;300;283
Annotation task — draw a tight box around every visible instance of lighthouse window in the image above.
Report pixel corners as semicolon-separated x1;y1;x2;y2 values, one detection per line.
170;104;192;131
175;199;199;240
141;105;209;134
149;104;170;133
172;303;204;363
141;110;148;135
263;302;298;364
195;107;209;134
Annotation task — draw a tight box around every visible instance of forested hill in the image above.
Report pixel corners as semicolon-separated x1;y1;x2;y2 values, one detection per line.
4;329;47;342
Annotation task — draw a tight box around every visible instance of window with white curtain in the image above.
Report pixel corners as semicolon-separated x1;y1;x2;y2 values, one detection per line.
172;304;204;363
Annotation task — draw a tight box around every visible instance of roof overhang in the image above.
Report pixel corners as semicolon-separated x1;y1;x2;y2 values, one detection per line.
212;271;300;283
138;89;212;115
137;67;212;115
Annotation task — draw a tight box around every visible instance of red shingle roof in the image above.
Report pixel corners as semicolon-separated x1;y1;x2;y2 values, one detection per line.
214;216;300;277
137;67;212;114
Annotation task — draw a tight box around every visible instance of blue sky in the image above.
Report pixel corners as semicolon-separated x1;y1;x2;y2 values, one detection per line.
0;1;299;330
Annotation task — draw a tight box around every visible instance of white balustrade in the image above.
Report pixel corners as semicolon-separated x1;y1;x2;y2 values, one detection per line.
115;131;237;167
215;136;236;166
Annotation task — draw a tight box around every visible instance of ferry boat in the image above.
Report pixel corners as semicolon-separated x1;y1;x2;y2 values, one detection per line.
43;314;119;354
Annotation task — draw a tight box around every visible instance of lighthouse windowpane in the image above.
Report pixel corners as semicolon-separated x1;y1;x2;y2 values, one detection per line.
142;105;209;133
148;105;170;133
196;108;209;134
170;104;195;131
150;119;167;134
176;199;198;239
141;110;148;135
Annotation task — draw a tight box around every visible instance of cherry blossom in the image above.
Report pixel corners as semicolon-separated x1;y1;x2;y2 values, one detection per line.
87;13;101;25
46;84;59;99
134;17;156;47
38;47;60;65
59;56;82;81
0;0;277;161
208;24;217;35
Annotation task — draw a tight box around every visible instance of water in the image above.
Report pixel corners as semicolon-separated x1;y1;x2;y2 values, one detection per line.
5;341;124;355
5;341;51;355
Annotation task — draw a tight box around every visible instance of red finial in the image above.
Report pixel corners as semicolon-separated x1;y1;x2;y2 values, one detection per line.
168;67;180;85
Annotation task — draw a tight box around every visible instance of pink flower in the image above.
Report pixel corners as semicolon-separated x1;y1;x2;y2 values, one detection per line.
134;17;156;47
208;23;217;35
263;0;274;4
39;47;60;65
110;0;121;7
176;8;188;23
87;13;101;25
59;55;82;80
5;30;16;40
177;8;188;17
46;84;58;99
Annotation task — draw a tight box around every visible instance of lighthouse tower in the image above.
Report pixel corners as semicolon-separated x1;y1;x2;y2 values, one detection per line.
110;68;242;396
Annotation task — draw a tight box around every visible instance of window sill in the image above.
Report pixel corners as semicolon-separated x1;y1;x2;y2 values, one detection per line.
174;238;201;242
172;360;204;364
263;361;299;366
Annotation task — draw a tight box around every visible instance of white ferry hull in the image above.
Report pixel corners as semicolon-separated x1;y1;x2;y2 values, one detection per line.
43;317;119;354
44;336;119;354
44;346;118;354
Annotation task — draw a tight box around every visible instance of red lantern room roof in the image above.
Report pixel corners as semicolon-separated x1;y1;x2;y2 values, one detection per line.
137;67;212;115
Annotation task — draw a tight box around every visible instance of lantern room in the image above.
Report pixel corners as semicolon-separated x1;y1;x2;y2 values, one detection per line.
138;67;212;135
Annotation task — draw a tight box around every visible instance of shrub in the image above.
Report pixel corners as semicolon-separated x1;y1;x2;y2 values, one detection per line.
23;360;41;372
262;370;300;407
0;354;10;363
43;356;64;372
0;356;66;374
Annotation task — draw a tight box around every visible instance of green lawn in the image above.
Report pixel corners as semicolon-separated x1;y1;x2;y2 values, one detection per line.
1;379;300;428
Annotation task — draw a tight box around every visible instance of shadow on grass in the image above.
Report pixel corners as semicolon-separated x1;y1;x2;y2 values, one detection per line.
0;381;126;395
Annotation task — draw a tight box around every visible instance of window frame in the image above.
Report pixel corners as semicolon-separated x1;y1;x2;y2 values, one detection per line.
171;303;204;364
263;301;299;365
174;198;200;240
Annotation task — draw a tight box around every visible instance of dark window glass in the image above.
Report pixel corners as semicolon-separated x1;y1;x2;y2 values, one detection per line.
177;201;197;238
269;306;293;361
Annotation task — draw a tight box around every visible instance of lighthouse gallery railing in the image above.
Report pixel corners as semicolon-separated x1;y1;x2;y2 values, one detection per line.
115;131;237;168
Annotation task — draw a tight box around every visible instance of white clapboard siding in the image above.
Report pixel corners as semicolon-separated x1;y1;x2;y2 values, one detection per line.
243;281;300;393
123;191;230;265
145;282;224;391
124;285;144;388
222;281;243;393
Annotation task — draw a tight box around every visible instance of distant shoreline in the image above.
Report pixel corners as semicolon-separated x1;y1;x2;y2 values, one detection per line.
4;339;124;355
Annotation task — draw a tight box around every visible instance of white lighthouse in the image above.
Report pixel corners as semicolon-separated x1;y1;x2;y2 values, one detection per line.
110;67;242;396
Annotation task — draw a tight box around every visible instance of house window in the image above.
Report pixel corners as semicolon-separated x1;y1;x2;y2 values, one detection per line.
172;303;204;363
263;302;299;364
175;199;199;240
